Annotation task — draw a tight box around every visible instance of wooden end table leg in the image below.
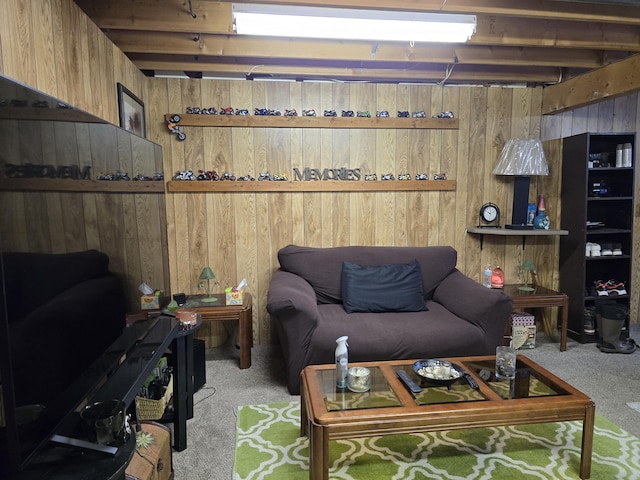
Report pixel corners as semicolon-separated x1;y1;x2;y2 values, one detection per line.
560;296;568;352
580;401;595;479
309;422;328;480
238;306;252;369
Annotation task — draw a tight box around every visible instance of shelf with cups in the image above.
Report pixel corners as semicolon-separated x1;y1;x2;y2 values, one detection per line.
164;113;459;130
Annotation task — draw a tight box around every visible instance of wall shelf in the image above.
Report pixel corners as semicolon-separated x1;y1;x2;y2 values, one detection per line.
467;226;569;249
167;179;456;193
164;113;459;130
0;178;165;193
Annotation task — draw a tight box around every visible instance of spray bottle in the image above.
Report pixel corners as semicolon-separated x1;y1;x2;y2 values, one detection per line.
335;336;349;389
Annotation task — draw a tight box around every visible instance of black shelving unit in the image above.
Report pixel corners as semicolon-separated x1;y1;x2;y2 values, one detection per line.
560;132;635;343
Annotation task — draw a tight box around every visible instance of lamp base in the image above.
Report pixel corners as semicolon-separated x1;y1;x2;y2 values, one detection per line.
201;296;218;303
504;224;534;230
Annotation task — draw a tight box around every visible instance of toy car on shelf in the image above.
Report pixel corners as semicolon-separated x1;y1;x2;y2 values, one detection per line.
323;110;337;117
173;170;196;180
376;111;389;117
303;109;316;116
167;120;186;141
197;170;219;180
433;111;455;118
364;173;377;181
397;111;409;118
133;174;153;181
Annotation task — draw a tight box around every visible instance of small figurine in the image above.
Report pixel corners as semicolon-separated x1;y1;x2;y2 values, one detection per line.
356;111;371;117
323;110;337;117
432;111;455;118
381;173;395;181
220;107;234;115
235;109;249;116
397;111;409;118
114;171;130;181
341;110;354;117
364;173;377;181
254;108;268;116
303;109;316;117
376;111;389;117
284;109;298;116
412;111;426;118
173;170;196;180
433;173;447;180
258;172;272;181
415;173;429;180
398;173;412;180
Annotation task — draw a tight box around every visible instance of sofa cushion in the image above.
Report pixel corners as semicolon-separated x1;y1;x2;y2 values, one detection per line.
341;260;426;313
277;245;458;304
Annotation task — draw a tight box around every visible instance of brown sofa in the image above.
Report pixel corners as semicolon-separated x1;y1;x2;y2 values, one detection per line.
267;245;513;394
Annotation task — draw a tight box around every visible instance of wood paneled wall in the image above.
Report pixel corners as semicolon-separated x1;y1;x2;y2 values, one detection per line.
0;0;168;310
154;80;562;344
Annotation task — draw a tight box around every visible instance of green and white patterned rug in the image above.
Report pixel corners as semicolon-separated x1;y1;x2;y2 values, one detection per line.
234;401;640;480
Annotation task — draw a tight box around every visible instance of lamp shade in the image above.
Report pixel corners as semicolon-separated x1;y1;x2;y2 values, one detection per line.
492;139;549;176
199;267;215;281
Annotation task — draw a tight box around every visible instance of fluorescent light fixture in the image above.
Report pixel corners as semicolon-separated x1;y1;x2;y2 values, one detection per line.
232;4;476;43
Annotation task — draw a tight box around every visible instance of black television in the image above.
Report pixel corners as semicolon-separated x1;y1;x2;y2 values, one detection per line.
0;75;167;478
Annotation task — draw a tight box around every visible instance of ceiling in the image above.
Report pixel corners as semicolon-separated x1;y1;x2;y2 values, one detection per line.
74;0;640;87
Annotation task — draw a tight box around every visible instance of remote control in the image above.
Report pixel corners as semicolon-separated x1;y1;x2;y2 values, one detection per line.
395;370;422;393
463;373;479;390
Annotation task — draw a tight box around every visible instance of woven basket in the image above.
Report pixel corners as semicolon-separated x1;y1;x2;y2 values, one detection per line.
135;375;173;421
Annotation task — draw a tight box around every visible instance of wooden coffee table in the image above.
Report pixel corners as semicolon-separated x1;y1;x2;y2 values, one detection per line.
300;355;594;479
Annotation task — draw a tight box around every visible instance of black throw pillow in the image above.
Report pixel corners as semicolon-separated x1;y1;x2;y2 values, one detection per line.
341;260;427;313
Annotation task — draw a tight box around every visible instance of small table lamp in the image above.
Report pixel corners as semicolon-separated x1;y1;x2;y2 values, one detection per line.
199;266;218;302
492;139;549;230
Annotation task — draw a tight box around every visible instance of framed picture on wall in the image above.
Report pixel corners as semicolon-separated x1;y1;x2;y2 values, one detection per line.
117;83;146;137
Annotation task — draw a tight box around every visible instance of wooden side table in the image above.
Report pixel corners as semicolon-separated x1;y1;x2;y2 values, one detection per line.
502;284;568;352
178;293;253;369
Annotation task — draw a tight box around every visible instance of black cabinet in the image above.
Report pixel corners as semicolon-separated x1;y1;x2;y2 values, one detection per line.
560;132;635;343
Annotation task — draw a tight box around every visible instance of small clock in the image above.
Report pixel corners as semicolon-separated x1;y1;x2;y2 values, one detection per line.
479;203;500;228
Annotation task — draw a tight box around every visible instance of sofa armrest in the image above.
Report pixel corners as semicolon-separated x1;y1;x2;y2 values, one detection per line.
267;270;320;321
267;270;321;394
433;269;512;344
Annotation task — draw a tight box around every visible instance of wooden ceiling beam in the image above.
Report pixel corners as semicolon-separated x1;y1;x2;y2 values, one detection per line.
74;1;234;33
542;54;640;114
133;57;560;84
75;0;640;26
106;31;459;63
455;46;603;69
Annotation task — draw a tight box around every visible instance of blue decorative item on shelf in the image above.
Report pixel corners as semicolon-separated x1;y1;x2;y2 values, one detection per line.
533;213;550;230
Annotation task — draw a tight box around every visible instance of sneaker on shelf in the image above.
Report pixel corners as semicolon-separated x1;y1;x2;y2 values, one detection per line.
594;279;609;296
613;243;623;255
605;279;627;295
590;243;601;257
601;243;613;256
586;242;593;257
